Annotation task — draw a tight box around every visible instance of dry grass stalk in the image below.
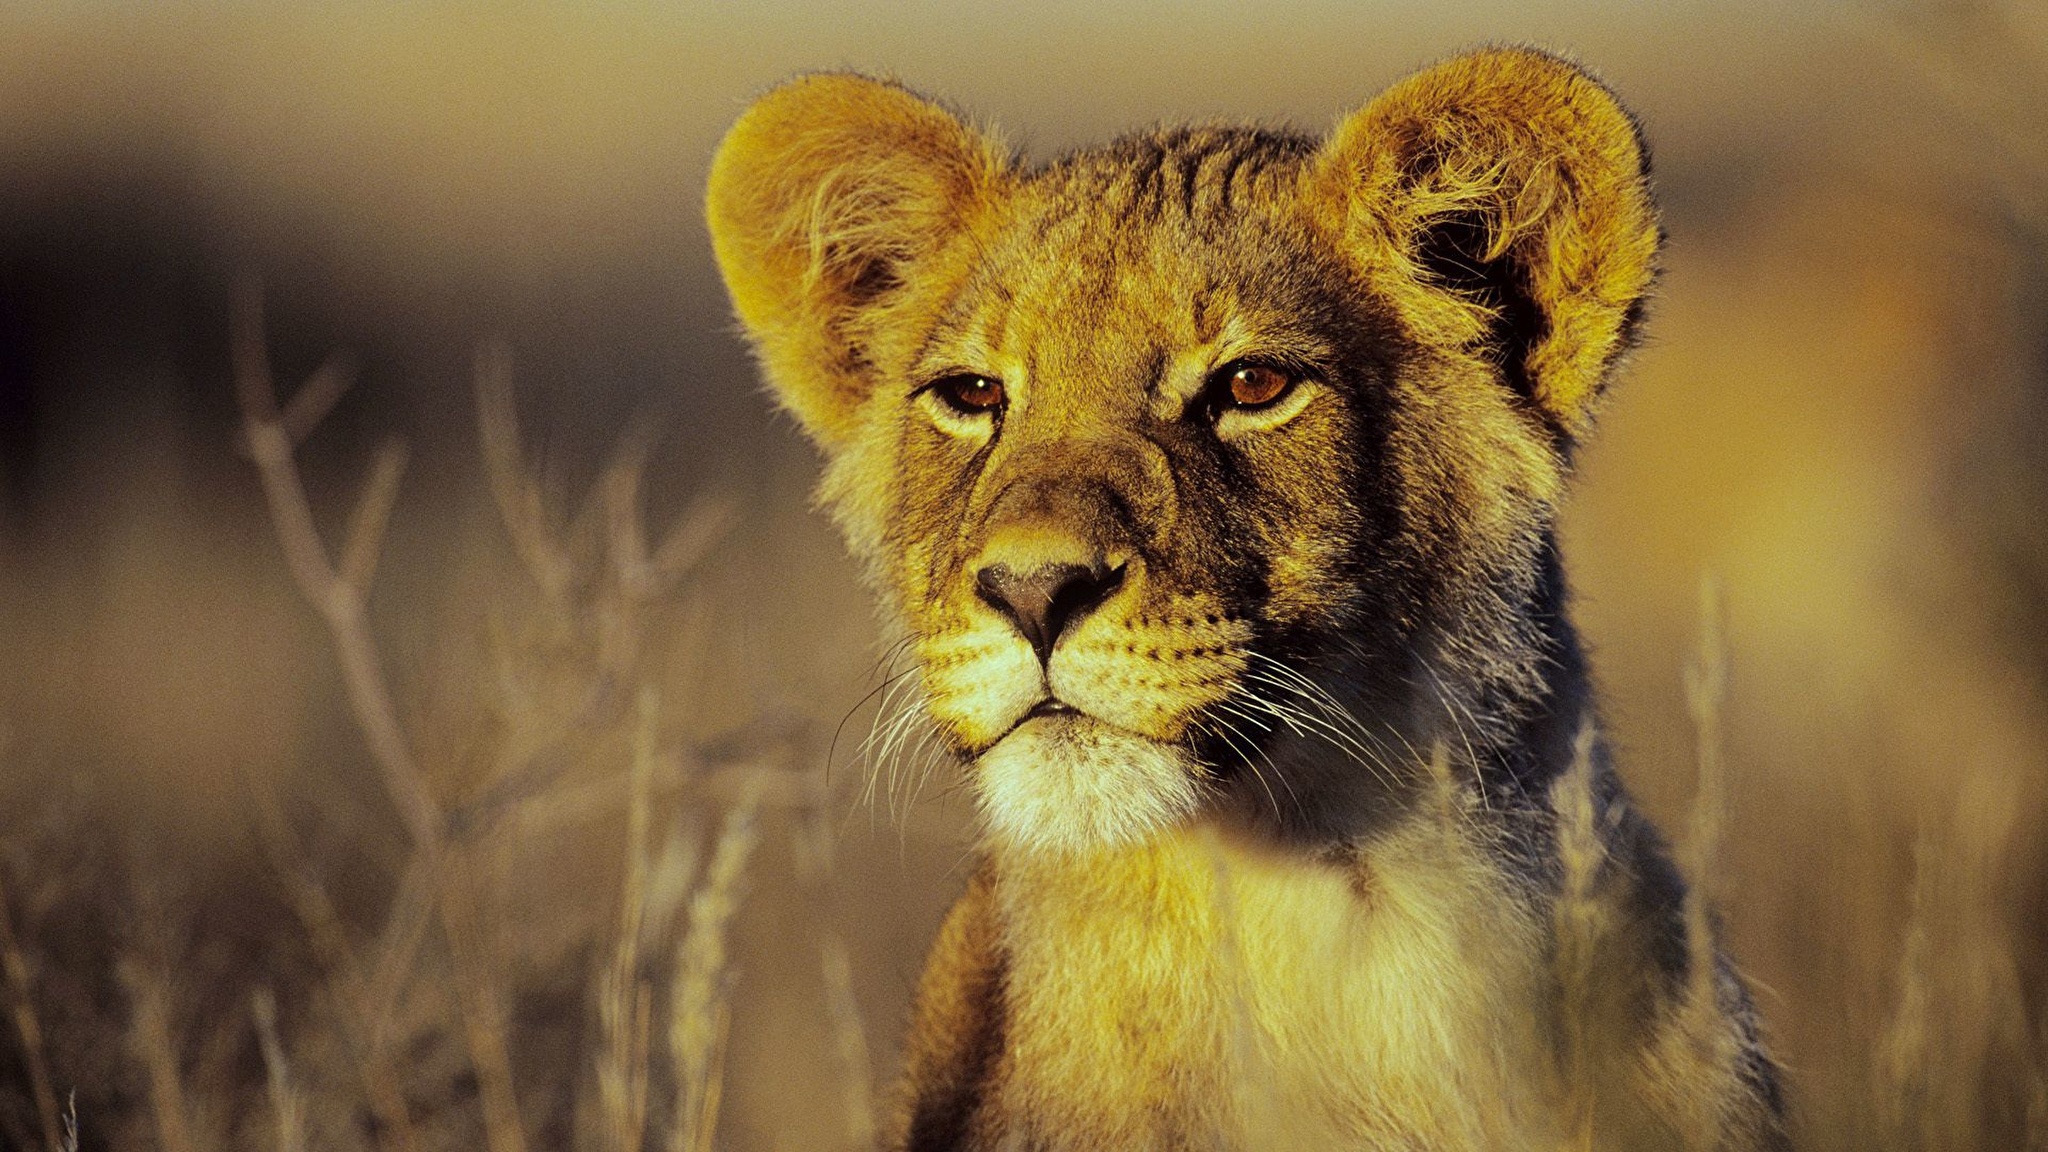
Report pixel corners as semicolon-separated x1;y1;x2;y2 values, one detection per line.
786;795;876;1139
1879;769;2037;1152
786;787;878;1152
251;989;308;1152
1549;717;1606;1148
245;781;422;1151
117;959;198;1152
1882;823;1938;1149
1424;739;1465;846
597;686;662;1152
818;937;877;1152
1681;576;1730;1043
362;855;443;1047
1663;574;1760;1148
669;786;764;1152
58;1093;76;1152
438;850;531;1152
0;867;63;1152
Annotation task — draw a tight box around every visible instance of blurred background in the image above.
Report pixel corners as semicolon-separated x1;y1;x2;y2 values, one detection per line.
0;2;2042;1150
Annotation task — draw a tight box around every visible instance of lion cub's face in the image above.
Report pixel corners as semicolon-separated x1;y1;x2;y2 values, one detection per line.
708;56;1659;853
888;139;1389;851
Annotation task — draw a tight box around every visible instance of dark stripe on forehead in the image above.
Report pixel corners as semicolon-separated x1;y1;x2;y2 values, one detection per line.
1176;145;1203;220
1117;144;1168;225
1214;145;1254;216
1189;141;1245;220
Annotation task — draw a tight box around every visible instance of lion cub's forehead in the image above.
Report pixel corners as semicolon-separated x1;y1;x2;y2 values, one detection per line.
927;126;1332;414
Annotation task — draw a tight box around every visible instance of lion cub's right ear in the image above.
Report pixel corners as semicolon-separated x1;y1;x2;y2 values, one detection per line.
706;75;1009;452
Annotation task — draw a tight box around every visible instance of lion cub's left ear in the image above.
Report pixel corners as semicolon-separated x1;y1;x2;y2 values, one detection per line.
706;75;1009;452
1315;48;1660;439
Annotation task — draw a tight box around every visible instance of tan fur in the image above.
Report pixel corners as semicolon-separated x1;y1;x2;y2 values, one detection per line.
709;47;1785;1151
987;821;1559;1150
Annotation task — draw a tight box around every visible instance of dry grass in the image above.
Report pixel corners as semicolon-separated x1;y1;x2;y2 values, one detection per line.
0;286;878;1152
0;6;2042;1149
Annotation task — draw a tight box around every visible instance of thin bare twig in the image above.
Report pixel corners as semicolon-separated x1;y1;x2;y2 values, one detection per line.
362;852;439;1047
479;342;738;618
232;277;442;852
475;342;576;606
646;495;742;603
280;353;358;449
234;279;467;1152
341;441;410;593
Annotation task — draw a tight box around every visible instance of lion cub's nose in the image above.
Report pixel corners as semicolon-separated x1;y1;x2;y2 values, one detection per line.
974;560;1123;663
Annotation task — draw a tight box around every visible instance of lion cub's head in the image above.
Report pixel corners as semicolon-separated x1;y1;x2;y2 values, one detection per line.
707;49;1658;855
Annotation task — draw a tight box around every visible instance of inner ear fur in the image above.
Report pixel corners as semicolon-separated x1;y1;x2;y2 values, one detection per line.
1315;48;1661;439
706;74;1008;450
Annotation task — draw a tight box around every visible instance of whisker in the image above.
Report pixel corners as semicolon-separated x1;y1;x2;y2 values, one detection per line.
858;672;928;817
829;661;922;791
1205;696;1308;812
1420;664;1498;815
1235;670;1400;790
901;718;953;814
1195;710;1290;821
874;696;931;823
1243;653;1418;778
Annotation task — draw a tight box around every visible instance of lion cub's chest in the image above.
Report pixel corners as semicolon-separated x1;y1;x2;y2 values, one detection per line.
991;822;1556;1150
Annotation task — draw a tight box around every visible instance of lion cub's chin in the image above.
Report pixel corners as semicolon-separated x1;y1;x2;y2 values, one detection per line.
973;712;1204;857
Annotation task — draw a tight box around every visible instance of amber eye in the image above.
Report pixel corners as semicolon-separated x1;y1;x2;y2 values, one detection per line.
1221;363;1293;409
931;374;1006;415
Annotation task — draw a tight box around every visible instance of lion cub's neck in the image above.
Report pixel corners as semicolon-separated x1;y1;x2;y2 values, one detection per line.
990;817;1560;1150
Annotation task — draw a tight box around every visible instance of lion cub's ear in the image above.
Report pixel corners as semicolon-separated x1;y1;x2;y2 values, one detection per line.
1315;48;1660;439
706;75;1009;451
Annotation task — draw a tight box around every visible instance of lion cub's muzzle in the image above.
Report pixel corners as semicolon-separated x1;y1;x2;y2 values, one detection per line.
909;470;1251;852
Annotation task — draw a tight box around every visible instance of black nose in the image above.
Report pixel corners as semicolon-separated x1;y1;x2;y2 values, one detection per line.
975;560;1123;662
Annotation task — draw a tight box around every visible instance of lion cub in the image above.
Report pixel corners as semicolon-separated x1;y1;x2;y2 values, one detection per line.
707;47;1787;1151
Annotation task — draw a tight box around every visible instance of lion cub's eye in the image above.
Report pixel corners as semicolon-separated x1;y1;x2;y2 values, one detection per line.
1224;363;1292;409
917;373;1006;438
1202;359;1318;437
931;374;1006;415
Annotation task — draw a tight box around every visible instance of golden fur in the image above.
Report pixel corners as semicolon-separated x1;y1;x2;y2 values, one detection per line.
709;47;1787;1150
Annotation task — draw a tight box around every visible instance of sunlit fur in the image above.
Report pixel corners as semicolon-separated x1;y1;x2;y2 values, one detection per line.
975;717;1202;855
709;46;1787;1151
